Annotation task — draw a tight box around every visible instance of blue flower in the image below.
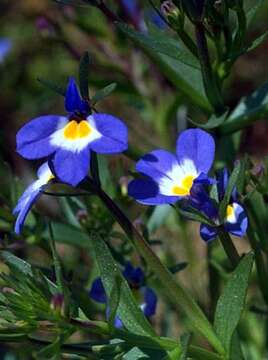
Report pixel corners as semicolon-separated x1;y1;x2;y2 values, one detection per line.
16;78;128;187
13;162;54;234
0;38;12;63
128;129;215;205
89;262;157;328
199;169;248;242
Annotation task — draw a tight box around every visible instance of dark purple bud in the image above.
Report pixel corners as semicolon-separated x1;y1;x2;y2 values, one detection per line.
50;293;65;316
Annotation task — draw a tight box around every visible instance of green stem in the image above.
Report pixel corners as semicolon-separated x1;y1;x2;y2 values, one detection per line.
87;180;225;355
195;23;225;114
48;222;64;294
232;5;247;54
218;228;240;269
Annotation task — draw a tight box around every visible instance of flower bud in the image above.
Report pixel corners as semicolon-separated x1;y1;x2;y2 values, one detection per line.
161;1;182;29
50;293;65;317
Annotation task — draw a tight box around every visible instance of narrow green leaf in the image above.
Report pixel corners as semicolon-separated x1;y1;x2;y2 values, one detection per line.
230;332;245;360
246;31;268;53
91;83;117;105
0;251;33;276
246;0;265;25
219;161;243;222
108;275;122;328
189;111;228;130
43;222;90;248
179;333;191;360
214;252;254;354
89;231;156;337
117;23;210;111
79;51;90;100
221;82;268;134
37;77;66;96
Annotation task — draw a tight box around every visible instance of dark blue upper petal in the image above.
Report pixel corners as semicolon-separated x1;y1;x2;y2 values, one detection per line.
89;278;107;304
65;77;89;114
0;38;12;63
143;287;157;317
176;129;215;175
217;168;238;202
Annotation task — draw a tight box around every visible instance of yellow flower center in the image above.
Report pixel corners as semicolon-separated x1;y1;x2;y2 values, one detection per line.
172;175;194;196
63;120;92;140
226;204;234;219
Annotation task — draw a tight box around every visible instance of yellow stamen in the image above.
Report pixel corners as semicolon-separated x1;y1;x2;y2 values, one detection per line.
63;120;92;140
172;175;194;196
226;204;234;219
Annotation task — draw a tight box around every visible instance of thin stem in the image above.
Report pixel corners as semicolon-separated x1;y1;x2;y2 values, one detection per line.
85;179;225;355
195;23;224;114
218;228;240;269
48;222;64;294
42;191;92;197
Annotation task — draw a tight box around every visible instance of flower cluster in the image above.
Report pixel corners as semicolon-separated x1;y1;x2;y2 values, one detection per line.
14;78;128;233
128;129;248;242
89;262;157;328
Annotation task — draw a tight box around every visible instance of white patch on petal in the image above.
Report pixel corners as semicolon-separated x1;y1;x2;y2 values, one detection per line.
158;159;198;196
49;115;102;153
226;203;242;224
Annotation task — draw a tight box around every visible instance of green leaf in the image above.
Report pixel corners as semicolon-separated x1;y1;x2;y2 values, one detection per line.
88;231;156;337
221;82;268;134
230;332;245;360
246;31;268;53
79;51;90;100
246;0;265;25
43;222;90;248
214;252;254;354
37;77;66;96
108;275;122;328
219;161;243;222
91;83;117;105
189;111;228;130
169;262;188;274
117;23;210;111
0;251;33;276
179;333;191;360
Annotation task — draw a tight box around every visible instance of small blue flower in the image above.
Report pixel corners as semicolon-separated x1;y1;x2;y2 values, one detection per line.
199;169;248;242
13;162;54;234
16;78;128;187
0;38;12;63
89;262;157;328
128;129;215;205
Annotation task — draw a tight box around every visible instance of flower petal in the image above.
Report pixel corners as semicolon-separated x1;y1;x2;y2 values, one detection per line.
136;149;178;181
200;224;219;242
89;278;107;303
123;262;144;287
224;202;248;237
128;178;178;205
142;287;157;317
13;162;53;234
16;115;64;159
65;77;89;114
176;129;215;174
89;114;128;154
52;148;90;186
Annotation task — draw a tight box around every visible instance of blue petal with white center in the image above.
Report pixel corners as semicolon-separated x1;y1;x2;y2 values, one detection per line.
224;202;248;237
128;129;215;205
16;78;128;186
13;162;54;234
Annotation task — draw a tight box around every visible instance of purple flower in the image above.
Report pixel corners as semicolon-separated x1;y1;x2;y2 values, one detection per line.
89;262;157;328
16;78;128;187
13;162;54;234
0;38;12;63
199;169;248;242
128;129;215;205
